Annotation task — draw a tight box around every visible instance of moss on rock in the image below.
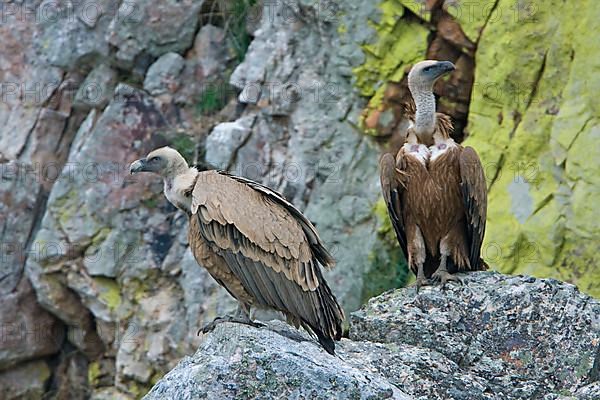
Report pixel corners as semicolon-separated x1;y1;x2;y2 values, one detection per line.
353;0;429;132
94;277;122;311
464;0;600;296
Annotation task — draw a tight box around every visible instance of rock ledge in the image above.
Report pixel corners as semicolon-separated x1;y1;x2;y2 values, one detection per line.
144;272;600;400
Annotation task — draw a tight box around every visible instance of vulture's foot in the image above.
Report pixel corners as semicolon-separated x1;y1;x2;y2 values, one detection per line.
198;316;265;335
431;269;462;288
414;276;431;293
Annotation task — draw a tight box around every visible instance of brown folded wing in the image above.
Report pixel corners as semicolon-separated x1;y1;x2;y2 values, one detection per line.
379;153;408;261
190;171;343;351
459;147;488;269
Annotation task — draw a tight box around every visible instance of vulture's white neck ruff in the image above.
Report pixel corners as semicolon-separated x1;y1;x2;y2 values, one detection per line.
163;167;198;214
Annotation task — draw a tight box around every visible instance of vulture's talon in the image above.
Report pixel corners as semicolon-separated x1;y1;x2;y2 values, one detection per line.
431;270;461;289
198;316;265;336
414;277;431;293
198;316;227;335
247;320;266;329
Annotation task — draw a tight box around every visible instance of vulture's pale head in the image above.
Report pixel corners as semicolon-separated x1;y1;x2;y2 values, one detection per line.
408;60;455;93
129;146;189;178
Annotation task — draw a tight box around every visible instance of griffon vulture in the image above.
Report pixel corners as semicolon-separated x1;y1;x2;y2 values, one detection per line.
130;148;344;354
379;60;488;290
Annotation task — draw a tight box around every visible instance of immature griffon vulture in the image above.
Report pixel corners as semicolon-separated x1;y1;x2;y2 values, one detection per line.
379;60;487;290
130;148;344;354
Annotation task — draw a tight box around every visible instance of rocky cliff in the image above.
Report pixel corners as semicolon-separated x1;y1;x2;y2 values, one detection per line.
143;272;600;400
0;0;599;398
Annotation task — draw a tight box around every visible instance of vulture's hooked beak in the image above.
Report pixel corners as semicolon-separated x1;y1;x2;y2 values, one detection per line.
129;158;147;174
438;61;455;72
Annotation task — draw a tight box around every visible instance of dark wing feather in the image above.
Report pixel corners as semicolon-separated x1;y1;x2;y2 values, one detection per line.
191;171;343;353
459;147;488;269
379;153;408;261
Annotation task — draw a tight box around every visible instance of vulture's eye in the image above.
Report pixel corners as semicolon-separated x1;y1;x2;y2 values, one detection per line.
150;156;161;162
423;66;432;72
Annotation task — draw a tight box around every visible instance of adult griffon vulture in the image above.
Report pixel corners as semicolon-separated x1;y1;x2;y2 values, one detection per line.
379;60;488;290
130;148;344;354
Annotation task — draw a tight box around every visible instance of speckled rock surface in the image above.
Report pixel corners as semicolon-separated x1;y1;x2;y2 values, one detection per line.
144;321;410;400
146;272;600;400
351;272;600;399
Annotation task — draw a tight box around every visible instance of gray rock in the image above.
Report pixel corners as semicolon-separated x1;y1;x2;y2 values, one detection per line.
144;321;410;400
0;278;64;371
143;52;185;95
145;272;600;400
0;15;77;373
350;272;600;399
0;360;51;400
171;23;233;107
205;115;256;169
107;0;205;67
35;0;117;69
75;64;119;109
192;24;228;78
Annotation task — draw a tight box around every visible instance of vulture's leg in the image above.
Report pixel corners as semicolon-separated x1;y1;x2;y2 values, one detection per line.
415;261;429;293
431;237;462;288
198;303;264;335
409;226;430;292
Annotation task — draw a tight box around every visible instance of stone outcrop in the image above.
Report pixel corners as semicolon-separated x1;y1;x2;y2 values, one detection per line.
144;272;600;400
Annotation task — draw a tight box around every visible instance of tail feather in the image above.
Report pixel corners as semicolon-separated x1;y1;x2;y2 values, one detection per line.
314;328;336;355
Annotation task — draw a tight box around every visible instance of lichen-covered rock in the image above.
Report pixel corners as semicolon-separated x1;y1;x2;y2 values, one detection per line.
24;84;233;397
0;3;87;390
462;0;600;297
145;272;600;400
351;272;600;399
144;321;410;400
352;0;600;298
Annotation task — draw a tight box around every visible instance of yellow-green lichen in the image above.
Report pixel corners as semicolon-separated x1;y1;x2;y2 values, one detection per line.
54;189;80;227
465;0;600;297
126;380;148;399
353;1;428;98
94;277;122;311
398;0;432;22
351;1;429;132
443;0;498;42
35;361;51;383
88;361;101;386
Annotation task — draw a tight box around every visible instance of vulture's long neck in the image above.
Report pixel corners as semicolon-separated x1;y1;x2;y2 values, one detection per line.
164;167;198;215
411;85;436;145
